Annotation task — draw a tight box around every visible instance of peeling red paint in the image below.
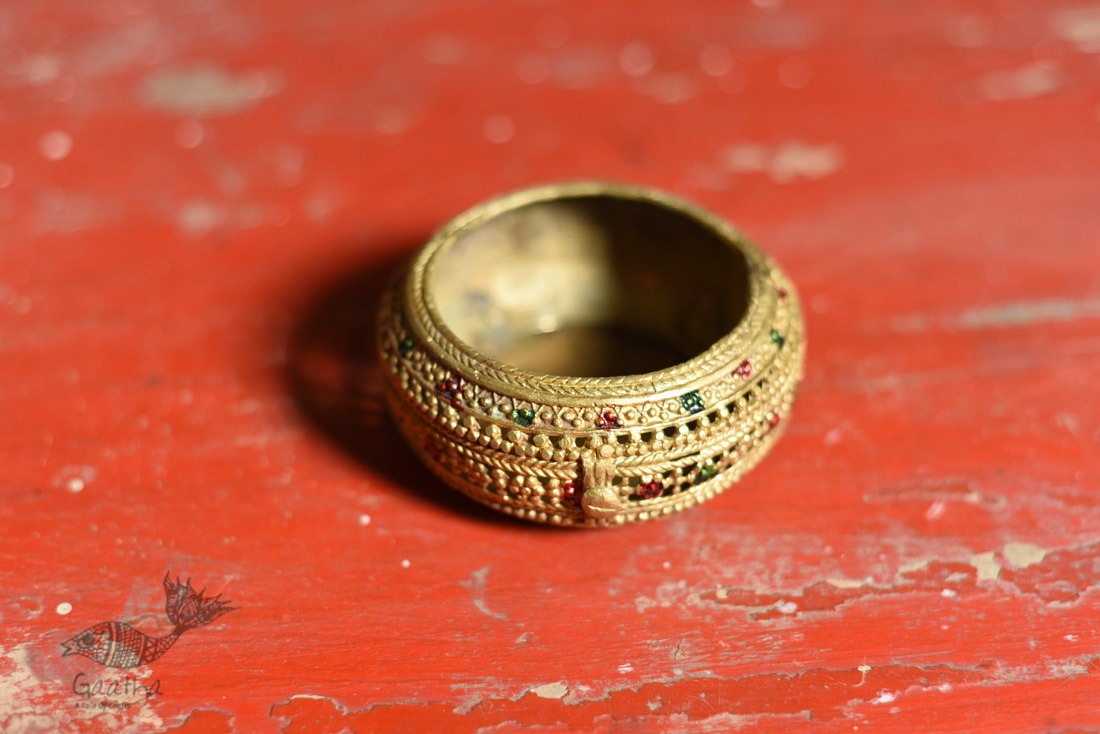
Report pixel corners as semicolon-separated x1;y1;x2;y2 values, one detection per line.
2;0;1099;732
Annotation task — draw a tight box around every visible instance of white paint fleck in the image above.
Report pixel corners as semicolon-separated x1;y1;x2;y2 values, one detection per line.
40;130;73;161
515;632;531;645
699;44;734;77
647;697;662;711
617;662;634;674
778;56;811;89
937;683;952;692
777;600;798;614
400;559;411;568
894;298;1100;332
1003;541;1047;569
1053;7;1100;53
722;141;843;183
980;62;1062;101
872;690;897;704
175;119;204;148
970;551;1002;581
941;588;957;599
357;513;371;527
56;602;72;615
769;141;841;181
17;53;63;86
138;65;281;117
55;466;96;493
461;566;508;620
483;114;515;144
826;577;867;589
925;500;947;520
530;681;568;699
1064;634;1078;642
662;561;671;570
824;426;843;445
0;163;13;188
635;579;689;613
856;664;871;687
1056;412;1080;438
176;199;273;237
620;42;655;77
961;299;1100;329
177;200;225;236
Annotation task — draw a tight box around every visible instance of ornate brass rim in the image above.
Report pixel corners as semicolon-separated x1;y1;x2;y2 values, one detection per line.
378;182;805;527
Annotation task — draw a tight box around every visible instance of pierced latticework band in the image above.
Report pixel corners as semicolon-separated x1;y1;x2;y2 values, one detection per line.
378;182;805;527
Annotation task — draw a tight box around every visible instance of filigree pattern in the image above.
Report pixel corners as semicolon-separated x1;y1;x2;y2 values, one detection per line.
377;184;806;526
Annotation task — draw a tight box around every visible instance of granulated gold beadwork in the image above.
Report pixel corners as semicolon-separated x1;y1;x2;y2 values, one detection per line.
378;182;805;527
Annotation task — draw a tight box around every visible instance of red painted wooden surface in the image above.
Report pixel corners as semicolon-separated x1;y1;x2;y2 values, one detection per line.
2;1;1099;732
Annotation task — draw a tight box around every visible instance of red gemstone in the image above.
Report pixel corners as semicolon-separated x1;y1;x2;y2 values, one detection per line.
436;375;463;405
562;480;582;506
734;359;752;379
777;287;789;302
596;410;622;429
637;479;664;500
769;413;781;430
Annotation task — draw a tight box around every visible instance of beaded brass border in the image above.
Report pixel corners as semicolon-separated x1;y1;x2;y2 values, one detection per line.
378;183;805;527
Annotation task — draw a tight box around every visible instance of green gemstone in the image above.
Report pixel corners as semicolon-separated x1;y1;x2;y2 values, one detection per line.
696;461;718;484
398;337;415;357
769;329;785;349
680;390;705;415
511;408;536;427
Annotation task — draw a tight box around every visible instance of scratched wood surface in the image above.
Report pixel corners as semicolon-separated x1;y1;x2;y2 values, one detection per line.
2;1;1099;732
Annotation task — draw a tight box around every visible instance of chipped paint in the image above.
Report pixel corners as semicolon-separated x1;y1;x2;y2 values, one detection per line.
893;298;1100;332
137;65;281;116
530;681;568;699
1002;542;1047;569
957;299;1100;329
1053;6;1100;52
175;199;272;237
722;141;843;182
461;566;508;620
970;551;1002;581
979;62;1062;101
0;643;164;733
6;2;1100;730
